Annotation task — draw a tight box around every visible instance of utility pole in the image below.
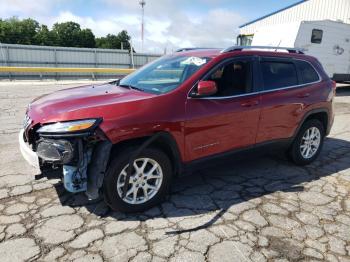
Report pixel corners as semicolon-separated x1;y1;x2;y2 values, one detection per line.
139;0;146;52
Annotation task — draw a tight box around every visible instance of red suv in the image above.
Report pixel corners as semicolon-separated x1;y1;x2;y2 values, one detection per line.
19;46;335;212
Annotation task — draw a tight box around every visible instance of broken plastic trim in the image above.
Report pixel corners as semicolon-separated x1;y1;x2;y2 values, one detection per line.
85;141;112;200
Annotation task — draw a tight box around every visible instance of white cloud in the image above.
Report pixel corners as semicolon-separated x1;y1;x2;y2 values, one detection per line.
0;0;245;53
0;0;67;19
49;8;243;53
100;0;245;52
50;11;125;36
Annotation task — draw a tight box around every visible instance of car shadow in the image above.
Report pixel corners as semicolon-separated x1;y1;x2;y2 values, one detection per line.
54;136;350;233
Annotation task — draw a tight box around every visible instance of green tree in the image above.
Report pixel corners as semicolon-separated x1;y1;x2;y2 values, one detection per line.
34;25;57;46
51;21;82;47
51;22;96;48
96;30;132;50
0;17;39;45
0;19;5;42
116;30;131;50
20;18;40;44
0;17;131;50
96;34;119;49
80;28;95;48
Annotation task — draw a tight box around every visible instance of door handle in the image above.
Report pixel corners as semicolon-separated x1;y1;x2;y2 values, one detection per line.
298;93;310;98
241;100;259;107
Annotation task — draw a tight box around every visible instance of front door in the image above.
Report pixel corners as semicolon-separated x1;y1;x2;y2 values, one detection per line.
184;57;261;161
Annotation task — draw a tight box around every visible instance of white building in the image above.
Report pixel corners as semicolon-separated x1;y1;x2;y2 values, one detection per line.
238;0;350;45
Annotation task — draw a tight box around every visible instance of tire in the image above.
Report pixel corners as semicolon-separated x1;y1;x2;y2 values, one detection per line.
288;119;325;166
103;147;172;212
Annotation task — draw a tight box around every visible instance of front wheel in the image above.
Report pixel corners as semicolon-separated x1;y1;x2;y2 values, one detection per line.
288;119;325;165
103;148;172;212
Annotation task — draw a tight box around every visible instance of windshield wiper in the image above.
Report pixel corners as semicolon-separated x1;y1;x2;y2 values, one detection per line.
118;84;131;89
118;83;146;92
128;85;145;92
109;79;120;85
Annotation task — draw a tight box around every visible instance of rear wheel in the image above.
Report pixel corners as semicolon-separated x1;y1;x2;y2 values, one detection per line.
289;119;325;165
103;148;172;212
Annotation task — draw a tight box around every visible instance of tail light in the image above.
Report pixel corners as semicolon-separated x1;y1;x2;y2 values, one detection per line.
331;80;337;90
328;80;337;101
332;80;337;96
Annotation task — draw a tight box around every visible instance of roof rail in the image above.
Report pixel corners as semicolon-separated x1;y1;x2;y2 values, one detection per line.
221;45;305;54
175;47;219;52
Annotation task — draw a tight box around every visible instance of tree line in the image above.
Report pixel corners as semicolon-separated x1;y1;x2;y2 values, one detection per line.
0;17;132;50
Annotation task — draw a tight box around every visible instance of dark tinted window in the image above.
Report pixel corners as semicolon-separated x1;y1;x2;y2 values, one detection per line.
311;29;323;44
206;60;253;97
296;60;319;84
261;61;298;90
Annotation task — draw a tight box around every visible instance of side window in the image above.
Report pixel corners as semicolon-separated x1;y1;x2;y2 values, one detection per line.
311;29;323;44
261;61;298;90
206;60;253;97
296;60;320;84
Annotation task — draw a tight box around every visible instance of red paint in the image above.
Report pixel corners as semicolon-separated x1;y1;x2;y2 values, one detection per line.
27;50;334;163
197;80;218;96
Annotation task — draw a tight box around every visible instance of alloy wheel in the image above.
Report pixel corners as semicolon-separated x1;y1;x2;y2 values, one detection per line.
116;158;163;204
300;126;321;159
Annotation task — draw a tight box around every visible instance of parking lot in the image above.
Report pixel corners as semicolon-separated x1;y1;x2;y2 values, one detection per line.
0;81;349;261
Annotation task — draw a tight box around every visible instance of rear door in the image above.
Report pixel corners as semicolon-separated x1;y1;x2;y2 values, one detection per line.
184;56;261;161
256;57;320;144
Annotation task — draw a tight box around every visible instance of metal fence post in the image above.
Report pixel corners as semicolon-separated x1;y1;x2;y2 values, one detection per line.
130;41;135;69
54;48;58;81
94;49;97;80
6;46;11;80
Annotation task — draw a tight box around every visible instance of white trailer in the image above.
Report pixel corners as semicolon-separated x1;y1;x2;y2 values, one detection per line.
250;20;350;82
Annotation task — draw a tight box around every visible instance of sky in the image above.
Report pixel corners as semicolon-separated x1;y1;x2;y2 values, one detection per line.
0;0;300;53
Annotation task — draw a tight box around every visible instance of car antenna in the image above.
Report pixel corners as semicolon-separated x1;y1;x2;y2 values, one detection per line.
275;40;282;52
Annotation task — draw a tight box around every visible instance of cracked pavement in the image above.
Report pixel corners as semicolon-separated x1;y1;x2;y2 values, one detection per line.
0;81;350;261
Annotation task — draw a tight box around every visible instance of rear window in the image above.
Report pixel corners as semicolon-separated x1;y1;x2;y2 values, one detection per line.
261;61;298;90
296;60;320;84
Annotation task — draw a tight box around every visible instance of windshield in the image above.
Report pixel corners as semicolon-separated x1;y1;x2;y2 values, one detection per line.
119;55;211;94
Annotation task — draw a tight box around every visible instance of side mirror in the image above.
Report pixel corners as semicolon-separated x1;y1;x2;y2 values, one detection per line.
193;80;218;97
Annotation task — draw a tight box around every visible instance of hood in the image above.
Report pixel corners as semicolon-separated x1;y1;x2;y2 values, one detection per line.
28;83;155;125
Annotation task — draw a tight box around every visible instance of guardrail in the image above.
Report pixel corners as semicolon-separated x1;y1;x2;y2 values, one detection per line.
0;66;136;74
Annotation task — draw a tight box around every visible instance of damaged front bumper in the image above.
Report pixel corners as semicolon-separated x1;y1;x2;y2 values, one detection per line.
19;129;40;169
18;126;112;200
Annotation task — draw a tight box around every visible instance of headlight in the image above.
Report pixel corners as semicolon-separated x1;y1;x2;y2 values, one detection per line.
37;119;99;134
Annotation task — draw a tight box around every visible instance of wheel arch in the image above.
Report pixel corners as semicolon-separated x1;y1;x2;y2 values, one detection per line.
109;132;183;177
294;108;330;138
